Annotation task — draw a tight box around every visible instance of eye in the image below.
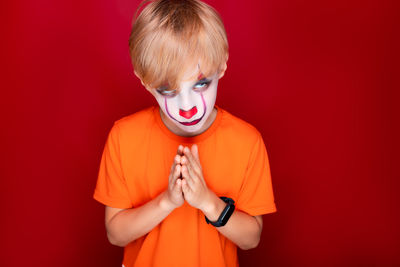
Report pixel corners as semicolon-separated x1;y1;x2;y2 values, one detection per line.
156;86;177;97
193;79;211;91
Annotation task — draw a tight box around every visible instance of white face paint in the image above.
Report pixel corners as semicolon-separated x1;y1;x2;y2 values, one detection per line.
149;66;219;136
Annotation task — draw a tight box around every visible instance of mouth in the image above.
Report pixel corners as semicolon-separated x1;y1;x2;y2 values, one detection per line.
179;117;203;126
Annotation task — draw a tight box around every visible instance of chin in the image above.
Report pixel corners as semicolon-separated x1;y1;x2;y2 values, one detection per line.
176;119;206;133
178;123;203;132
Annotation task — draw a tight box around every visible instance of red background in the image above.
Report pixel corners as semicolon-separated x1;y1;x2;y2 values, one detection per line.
1;0;399;266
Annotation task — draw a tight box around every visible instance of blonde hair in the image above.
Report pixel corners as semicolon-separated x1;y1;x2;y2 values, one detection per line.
129;0;229;90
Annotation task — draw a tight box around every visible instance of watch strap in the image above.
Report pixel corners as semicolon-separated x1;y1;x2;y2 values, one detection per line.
205;197;235;227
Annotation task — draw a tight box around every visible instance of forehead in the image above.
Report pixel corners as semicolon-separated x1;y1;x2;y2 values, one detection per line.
181;62;218;82
181;63;202;82
153;60;219;91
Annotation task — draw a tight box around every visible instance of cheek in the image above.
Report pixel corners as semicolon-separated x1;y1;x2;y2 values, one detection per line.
155;96;166;110
201;86;217;105
164;97;180;112
154;95;172;116
167;94;204;111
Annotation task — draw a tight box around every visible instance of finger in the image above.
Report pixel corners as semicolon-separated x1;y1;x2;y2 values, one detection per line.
181;178;191;194
181;165;195;190
170;155;181;177
181;155;188;165
191;144;201;165
184;158;199;184
191;145;202;172
185;146;207;186
174;164;181;180
170;164;181;190
177;145;184;156
174;154;182;165
183;147;201;175
170;154;180;172
169;155;179;185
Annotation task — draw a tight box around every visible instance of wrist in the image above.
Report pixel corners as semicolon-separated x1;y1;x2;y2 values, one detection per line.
201;191;225;221
159;191;177;212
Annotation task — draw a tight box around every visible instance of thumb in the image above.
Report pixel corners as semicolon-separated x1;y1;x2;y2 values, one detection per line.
181;179;190;194
175;179;182;193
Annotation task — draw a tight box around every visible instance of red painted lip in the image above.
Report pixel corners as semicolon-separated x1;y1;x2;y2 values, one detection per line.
180;118;202;126
179;106;198;119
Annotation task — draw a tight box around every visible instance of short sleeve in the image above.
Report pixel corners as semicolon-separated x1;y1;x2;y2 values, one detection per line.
236;132;277;216
93;123;132;209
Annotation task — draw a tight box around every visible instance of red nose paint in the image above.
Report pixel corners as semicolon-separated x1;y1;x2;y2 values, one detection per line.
179;106;198;119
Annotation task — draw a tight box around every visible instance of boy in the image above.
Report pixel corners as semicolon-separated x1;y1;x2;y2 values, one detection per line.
93;0;276;266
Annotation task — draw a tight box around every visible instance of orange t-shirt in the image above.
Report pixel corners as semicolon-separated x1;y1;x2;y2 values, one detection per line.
94;105;276;267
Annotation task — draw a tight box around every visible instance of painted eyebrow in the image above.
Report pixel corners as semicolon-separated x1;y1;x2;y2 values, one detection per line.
157;87;175;91
156;84;174;91
195;77;211;83
156;87;177;95
196;72;213;83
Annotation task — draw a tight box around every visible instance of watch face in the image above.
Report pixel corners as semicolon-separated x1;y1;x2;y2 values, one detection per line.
220;203;235;226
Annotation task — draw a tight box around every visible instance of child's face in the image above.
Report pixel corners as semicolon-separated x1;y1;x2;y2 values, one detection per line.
147;65;221;136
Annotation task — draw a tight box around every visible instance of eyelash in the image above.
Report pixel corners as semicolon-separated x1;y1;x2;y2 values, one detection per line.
193;80;211;91
156;80;211;97
156;88;176;97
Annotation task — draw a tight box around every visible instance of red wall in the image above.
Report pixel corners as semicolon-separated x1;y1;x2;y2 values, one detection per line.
1;0;399;266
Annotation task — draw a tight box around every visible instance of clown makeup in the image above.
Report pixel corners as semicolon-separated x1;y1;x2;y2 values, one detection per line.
150;66;220;137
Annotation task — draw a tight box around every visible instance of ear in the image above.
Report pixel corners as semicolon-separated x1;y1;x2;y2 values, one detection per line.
218;61;228;79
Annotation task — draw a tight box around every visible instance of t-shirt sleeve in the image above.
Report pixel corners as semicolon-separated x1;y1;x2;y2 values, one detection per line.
93;122;132;209
236;132;277;216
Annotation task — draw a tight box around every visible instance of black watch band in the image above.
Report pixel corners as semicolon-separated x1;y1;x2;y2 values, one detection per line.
205;197;235;227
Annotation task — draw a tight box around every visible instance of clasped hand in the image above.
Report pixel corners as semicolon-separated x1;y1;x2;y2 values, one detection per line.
165;144;212;212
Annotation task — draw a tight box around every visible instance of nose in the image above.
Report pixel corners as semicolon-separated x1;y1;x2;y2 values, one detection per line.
179;106;198;119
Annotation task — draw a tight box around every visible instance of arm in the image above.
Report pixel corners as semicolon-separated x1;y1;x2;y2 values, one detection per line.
202;193;263;250
105;191;174;247
105;151;185;247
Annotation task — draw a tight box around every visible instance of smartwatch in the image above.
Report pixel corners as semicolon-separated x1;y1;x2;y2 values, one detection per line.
205;197;235;227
